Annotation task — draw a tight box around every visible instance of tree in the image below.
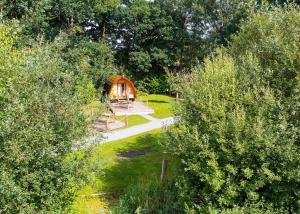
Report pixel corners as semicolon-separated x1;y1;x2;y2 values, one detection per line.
106;0;252;93
0;22;90;213
108;0;174;78
160;0;251;70
60;35;116;89
0;0;253;92
0;0;120;40
165;5;300;212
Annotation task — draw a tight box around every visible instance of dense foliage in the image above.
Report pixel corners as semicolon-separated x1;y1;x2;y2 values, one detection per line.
113;179;184;214
60;36;116;90
0;0;259;93
1;0;300;213
107;0;252;89
165;6;300;212
0;23;90;213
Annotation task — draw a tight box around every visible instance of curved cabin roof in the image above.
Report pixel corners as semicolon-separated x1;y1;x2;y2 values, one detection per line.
105;74;137;97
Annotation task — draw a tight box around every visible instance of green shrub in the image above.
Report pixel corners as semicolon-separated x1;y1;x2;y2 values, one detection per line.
113;179;184;214
74;75;97;104
137;75;170;94
185;200;287;214
165;6;300;213
0;23;89;213
61;37;116;89
219;203;287;214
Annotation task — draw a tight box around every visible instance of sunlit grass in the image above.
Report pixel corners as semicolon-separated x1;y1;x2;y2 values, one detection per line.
115;115;150;127
70;130;178;213
139;94;175;119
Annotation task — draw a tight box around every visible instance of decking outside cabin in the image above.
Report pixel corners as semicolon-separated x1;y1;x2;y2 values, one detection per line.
97;75;154;131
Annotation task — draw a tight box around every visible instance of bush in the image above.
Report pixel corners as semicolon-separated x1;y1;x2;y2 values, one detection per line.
74;75;97;104
165;6;300;212
113;179;184;214
137;75;170;94
0;23;89;213
61;36;116;89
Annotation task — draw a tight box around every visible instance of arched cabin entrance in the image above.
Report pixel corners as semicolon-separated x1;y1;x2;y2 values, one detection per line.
104;75;137;102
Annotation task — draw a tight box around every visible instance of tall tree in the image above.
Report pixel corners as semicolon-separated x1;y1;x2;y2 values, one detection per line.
165;5;300;212
108;0;174;78
107;0;251;83
0;0;120;40
0;22;90;213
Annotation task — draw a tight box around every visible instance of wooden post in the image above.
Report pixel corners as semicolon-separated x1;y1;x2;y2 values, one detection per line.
160;159;168;182
176;92;179;102
105;120;109;130
125;114;128;127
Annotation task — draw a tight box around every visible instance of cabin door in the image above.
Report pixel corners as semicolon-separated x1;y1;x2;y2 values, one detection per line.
117;82;126;97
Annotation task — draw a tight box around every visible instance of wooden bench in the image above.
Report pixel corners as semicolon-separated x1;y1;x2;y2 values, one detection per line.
116;97;133;109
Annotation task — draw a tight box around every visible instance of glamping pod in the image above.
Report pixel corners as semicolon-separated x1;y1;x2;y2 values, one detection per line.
104;74;137;101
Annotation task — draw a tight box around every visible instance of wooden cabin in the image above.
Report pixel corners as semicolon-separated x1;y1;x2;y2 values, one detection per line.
104;74;137;101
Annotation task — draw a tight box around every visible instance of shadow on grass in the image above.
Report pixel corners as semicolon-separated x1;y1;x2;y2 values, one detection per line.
147;100;170;104
98;133;171;196
72;131;180;212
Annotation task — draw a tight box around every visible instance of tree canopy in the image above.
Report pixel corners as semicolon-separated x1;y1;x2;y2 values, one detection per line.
166;5;300;213
0;22;94;212
0;0;256;93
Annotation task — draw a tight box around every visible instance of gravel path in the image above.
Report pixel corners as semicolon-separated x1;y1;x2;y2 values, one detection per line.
101;115;177;143
79;115;178;148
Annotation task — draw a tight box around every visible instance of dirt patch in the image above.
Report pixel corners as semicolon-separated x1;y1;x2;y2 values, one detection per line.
116;147;152;158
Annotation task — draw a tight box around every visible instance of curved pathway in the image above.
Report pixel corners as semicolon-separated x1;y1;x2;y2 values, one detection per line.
102;115;176;142
80;115;178;148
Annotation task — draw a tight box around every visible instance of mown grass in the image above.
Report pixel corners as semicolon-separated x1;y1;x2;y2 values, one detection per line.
115;115;150;127
71;130;178;213
139;94;175;119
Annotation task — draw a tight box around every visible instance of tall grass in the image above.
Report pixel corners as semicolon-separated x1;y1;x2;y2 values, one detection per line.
112;179;183;214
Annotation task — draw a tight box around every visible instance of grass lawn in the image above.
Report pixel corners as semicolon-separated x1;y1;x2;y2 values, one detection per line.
71;130;178;213
115;114;150;127
139;94;175;119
